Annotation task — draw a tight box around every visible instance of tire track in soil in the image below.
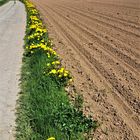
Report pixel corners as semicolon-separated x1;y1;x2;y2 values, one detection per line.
38;5;140;138
48;5;140;93
55;4;140;51
56;4;140;37
85;9;140;28
52;4;140;72
45;4;140;103
54;2;140;50
88;1;140;11
31;0;140;139
60;0;140;27
55;4;140;55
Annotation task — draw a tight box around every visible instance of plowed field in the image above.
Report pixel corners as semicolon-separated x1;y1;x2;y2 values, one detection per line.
31;0;140;139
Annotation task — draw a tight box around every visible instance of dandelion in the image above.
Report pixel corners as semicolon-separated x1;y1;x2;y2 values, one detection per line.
47;137;55;140
52;61;60;65
47;63;50;67
58;75;62;78
58;67;64;73
65;70;69;74
55;61;60;65
69;79;73;82
47;53;51;58
64;73;68;77
49;69;57;74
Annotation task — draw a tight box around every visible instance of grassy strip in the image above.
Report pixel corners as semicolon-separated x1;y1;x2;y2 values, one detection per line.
16;0;97;140
0;0;9;6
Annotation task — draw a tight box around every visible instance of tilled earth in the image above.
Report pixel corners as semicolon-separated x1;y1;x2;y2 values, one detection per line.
31;0;140;139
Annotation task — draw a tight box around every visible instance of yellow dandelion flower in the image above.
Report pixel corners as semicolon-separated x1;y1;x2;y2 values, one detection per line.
59;68;64;73
69;79;73;82
47;63;50;67
47;137;55;140
65;70;69;74
55;61;60;65
52;61;60;65
47;53;51;58
64;73;68;77
58;75;62;78
52;62;55;65
53;51;57;55
49;69;57;74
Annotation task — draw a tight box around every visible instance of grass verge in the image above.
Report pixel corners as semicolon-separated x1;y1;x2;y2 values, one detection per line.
16;0;98;139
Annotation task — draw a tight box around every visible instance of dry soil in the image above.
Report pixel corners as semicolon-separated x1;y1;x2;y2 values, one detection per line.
31;0;140;139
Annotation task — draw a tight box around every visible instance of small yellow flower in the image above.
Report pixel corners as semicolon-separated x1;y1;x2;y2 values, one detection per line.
64;73;68;77
49;69;57;74
55;61;60;65
52;61;60;65
47;53;51;58
59;68;64;73
69;79;73;82
47;137;55;140
52;62;55;65
65;70;69;74
53;51;57;55
58;75;62;78
47;63;50;67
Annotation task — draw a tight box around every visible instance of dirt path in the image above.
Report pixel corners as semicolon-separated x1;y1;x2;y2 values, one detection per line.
0;1;26;139
31;0;140;139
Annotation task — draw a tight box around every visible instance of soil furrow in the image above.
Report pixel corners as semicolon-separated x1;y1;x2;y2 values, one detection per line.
56;4;140;38
55;4;140;58
54;4;140;61
56;4;140;50
37;1;140;116
58;4;140;37
54;3;140;50
41;5;140;137
63;1;140;26
48;5;140;74
89;1;140;11
46;5;140;98
86;9;140;28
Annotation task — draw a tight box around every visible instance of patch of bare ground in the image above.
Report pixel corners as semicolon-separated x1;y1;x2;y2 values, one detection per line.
31;0;140;139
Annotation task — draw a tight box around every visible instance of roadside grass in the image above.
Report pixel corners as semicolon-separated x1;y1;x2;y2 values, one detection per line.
16;0;98;139
0;0;9;6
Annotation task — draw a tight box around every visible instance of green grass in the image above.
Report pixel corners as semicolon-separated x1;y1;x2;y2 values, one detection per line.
16;1;98;139
16;51;97;140
0;0;9;6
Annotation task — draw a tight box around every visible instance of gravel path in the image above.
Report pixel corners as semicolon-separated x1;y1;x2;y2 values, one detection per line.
0;1;26;139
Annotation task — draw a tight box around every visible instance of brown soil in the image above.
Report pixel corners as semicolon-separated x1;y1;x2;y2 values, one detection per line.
31;0;140;139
